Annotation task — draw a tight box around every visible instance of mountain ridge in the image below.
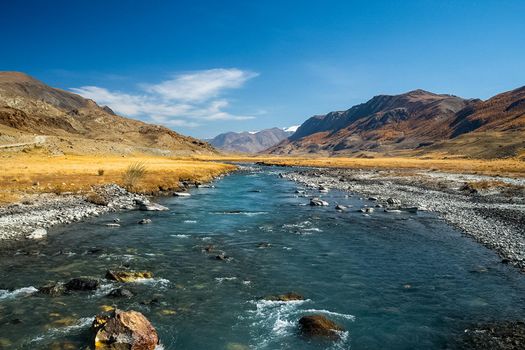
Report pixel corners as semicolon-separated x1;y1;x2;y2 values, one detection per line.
267;87;525;158
208;127;293;153
0;71;215;155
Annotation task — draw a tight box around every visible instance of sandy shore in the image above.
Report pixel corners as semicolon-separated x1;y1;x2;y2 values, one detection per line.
281;167;525;271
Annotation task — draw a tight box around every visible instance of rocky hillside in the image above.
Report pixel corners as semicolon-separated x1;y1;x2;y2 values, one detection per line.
0;72;215;155
267;87;525;158
208;127;293;153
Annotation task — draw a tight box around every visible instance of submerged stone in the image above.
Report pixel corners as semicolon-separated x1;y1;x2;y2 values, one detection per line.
107;288;134;299
264;292;304;302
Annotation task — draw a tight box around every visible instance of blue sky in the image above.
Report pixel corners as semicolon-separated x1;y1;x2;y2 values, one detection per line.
1;0;524;138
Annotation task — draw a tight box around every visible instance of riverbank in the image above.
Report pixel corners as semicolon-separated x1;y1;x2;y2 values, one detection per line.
0;152;236;205
1;166;524;349
279;167;525;271
0;152;235;240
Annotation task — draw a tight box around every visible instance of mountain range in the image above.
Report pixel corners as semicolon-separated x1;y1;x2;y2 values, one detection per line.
0;72;215;155
266;87;525;158
207;127;296;153
1;71;523;159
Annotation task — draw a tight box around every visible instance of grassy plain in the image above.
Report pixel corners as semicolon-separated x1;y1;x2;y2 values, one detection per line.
2;149;524;205
0;151;235;204
194;155;525;177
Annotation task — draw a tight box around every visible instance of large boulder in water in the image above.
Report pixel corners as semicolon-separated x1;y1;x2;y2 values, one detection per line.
92;309;159;349
106;270;153;283
299;314;344;339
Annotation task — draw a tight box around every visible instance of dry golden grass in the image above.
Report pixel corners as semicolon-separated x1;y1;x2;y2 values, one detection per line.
0;153;235;205
193;155;525;177
2;151;524;205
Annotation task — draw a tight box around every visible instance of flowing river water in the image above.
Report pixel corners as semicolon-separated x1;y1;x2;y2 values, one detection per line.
1;166;525;349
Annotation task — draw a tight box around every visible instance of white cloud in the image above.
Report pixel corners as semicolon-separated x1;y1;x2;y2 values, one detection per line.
145;68;258;102
70;68;258;128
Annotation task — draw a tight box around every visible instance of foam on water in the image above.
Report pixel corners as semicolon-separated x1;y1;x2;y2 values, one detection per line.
131;277;170;288
91;282;117;298
0;286;38;300
215;277;237;283
242;298;355;349
212;211;268;216
303;227;323;232
184;220;197;223
245;299;310;348
300;309;356;321
29;316;92;343
171;234;190;238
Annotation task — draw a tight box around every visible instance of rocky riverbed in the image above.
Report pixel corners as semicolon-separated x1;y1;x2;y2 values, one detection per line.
0;181;210;241
281;167;525;271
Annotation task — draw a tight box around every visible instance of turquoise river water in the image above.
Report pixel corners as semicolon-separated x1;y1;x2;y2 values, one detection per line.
1;166;524;349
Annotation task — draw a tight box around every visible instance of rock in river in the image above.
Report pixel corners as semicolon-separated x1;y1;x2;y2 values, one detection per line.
106;270;153;283
27;228;47;240
264;292;304;302
387;197;401;206
135;199;169;211
335;204;347;211
107;288;134;299
39;282;66;296
138;219;152;224
310;198;329;206
92;309;159;349
173;192;191;197
64;277;100;291
299;314;344;339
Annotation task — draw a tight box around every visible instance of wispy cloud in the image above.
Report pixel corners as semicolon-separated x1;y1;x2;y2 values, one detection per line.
70;68;258;128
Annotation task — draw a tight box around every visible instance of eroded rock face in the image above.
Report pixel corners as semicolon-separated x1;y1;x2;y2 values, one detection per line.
105;270;153;283
298;314;344;339
92;309;159;349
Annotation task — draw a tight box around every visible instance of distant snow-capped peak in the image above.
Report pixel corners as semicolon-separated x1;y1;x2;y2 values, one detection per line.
283;125;300;133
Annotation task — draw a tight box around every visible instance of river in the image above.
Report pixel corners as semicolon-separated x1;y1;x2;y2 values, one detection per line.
1;166;524;349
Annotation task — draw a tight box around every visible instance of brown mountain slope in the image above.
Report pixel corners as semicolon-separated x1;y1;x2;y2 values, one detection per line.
267;87;525;158
424;86;525;158
267;90;473;155
0;72;215;155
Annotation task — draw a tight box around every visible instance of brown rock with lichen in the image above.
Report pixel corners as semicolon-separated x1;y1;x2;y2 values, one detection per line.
92;309;159;350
